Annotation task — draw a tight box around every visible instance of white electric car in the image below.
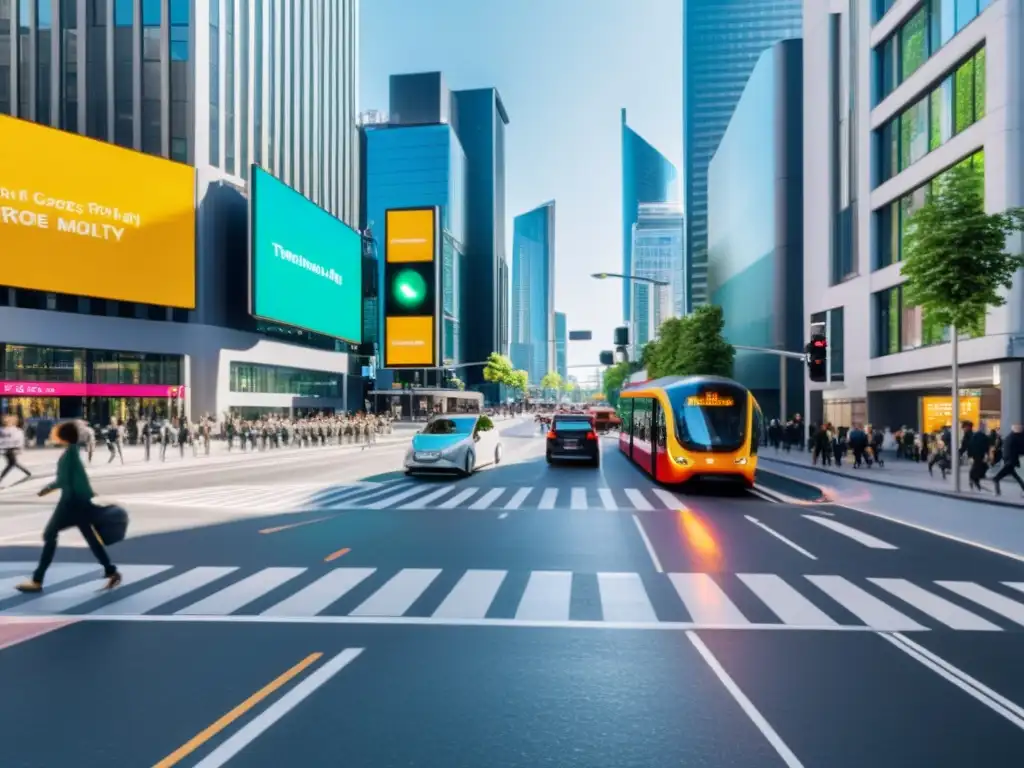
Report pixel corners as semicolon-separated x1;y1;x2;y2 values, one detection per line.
404;414;502;477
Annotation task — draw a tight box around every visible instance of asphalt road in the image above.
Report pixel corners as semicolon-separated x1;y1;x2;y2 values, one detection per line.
2;417;1024;767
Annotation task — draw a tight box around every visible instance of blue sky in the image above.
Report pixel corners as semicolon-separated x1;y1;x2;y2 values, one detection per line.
360;0;681;383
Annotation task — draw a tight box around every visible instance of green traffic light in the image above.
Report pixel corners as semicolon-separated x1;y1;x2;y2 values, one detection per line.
391;268;428;309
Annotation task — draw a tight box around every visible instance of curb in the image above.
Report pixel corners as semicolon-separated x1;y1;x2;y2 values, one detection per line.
759;456;1024;510
752;470;830;505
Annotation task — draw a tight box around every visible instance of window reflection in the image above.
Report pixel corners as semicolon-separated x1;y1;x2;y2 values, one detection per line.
229;362;343;398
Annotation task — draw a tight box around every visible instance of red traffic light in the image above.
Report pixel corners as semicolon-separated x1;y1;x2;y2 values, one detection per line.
813;340;826;348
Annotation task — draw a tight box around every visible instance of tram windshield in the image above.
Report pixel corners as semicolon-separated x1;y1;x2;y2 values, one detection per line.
666;381;748;453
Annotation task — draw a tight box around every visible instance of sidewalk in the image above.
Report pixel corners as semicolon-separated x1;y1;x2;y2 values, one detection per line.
758;453;1024;560
760;449;1024;508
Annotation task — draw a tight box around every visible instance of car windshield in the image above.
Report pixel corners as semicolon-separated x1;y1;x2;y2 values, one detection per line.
666;382;748;452
421;417;475;435
553;419;592;432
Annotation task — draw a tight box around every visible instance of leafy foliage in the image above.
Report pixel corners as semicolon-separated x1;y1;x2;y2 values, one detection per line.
509;369;529;395
602;361;631;408
482;352;514;385
902;161;1024;333
644;305;735;379
540;371;563;395
449;375;465;391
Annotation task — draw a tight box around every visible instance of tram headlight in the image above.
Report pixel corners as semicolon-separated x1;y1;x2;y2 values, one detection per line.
673;456;689;466
734;457;748;465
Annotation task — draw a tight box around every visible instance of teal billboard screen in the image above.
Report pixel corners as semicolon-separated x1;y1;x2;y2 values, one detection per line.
249;165;362;343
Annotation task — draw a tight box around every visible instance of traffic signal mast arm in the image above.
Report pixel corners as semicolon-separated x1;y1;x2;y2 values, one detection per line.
732;345;809;362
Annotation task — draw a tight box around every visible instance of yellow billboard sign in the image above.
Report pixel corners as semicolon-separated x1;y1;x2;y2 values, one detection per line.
386;317;434;366
921;396;980;433
386;208;435;263
0;115;196;308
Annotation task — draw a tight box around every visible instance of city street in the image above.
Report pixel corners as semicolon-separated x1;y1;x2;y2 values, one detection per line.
2;418;1024;767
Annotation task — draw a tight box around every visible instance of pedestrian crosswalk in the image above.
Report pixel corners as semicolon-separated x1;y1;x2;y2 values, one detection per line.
1;561;1023;632
109;480;696;514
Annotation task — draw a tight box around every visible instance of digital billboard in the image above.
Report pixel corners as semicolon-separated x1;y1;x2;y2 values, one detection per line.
250;165;362;343
383;207;439;368
0;114;196;308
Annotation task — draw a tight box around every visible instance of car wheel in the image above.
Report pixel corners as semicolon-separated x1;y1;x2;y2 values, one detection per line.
463;452;474;476
494;444;502;465
546;455;554;465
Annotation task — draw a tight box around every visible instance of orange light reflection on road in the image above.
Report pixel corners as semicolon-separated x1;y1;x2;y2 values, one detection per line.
677;508;722;568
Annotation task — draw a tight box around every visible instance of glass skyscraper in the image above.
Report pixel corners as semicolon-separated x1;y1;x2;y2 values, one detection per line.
621;108;677;322
630;202;684;357
554;311;567;382
683;0;801;311
511;201;555;387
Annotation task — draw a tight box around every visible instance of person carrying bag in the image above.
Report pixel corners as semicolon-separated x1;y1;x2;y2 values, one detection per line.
15;420;122;594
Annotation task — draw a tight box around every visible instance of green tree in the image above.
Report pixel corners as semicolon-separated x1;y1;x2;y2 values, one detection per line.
902;159;1024;336
508;369;529;399
540;371;563;399
482;352;514;387
602;361;631;409
646;306;734;379
449;375;466;391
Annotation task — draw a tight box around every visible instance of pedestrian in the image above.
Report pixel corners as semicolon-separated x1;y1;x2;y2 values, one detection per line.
14;420;121;594
993;424;1024;496
106;418;124;464
0;415;32;485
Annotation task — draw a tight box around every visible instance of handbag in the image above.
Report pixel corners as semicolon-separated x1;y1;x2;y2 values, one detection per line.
92;504;130;546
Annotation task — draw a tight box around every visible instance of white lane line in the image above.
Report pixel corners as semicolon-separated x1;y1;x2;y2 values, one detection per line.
669;573;748;626
1;565;172;615
652;489;687;510
570;487;588;510
177;568;307;616
432;570;507;619
597;572;657;622
504;487;532;510
192;648;365;768
835;501;1024;564
470;488;505;510
881;633;1024;731
737;574;837;627
349;568;442;617
515;571;573;621
260;568;376;617
937;581;1024;627
625;488;653;510
802;515;897;549
804;575;924;631
868;578;1001;631
497;512;509;520
436;488;478;509
631;514;663;573
598;488;617;510
91;567;237;616
744;516;817;560
538;488;558;509
398;486;456;509
686;631;805;767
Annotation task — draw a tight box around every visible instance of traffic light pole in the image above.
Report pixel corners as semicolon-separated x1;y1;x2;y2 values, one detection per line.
732;345;810;424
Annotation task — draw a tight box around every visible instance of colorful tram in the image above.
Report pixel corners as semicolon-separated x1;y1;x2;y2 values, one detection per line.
618;375;764;487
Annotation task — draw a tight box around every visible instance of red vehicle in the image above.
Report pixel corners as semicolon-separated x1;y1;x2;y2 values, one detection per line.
586;406;621;433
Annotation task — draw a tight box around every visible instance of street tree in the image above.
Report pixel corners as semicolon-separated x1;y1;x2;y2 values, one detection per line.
509;370;529;400
645;306;734;379
483;352;514;387
602;361;631;409
449;375;466;391
540;371;563;400
901;157;1024;490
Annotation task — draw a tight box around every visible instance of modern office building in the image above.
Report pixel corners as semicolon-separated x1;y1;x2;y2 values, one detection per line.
451;87;510;391
0;0;362;426
621;108;678;322
554;311;568;382
683;0;801;311
707;39;803;421
804;0;1009;431
511;201;556;387
629;202;685;357
362;72;509;399
364;74;467;388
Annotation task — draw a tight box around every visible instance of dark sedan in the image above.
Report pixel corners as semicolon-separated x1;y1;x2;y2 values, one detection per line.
546;415;600;467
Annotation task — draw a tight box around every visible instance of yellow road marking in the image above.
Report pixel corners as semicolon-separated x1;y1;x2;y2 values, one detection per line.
259;517;331;535
324;547;351;562
151;652;323;768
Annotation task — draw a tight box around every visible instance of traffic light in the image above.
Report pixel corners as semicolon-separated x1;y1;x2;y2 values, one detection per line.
383;207;440;368
599;350;614;366
806;333;827;382
613;326;629;347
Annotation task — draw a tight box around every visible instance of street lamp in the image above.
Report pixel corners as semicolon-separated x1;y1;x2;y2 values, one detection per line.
590;272;670;286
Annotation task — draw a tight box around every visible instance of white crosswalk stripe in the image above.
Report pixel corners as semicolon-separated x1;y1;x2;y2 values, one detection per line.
802;516;898;549
0;564;1021;631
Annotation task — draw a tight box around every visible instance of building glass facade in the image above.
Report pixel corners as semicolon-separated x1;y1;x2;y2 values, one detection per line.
630;202;684;356
683;0;801;311
707;40;804;421
365;123;468;377
450;87;509;387
229;361;343;398
511;201;555;387
621;108;677;321
554;311;567;382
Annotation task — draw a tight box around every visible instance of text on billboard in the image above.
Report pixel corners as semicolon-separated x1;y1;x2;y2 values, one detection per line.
272;242;343;286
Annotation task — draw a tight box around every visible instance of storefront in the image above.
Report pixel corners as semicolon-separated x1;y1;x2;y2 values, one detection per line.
0;343;185;426
370;388;483;420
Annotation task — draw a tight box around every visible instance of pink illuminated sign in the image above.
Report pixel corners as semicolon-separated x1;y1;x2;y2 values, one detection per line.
0;381;186;399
